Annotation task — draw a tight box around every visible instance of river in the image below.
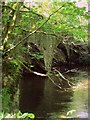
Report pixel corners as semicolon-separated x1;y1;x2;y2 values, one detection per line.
19;67;89;119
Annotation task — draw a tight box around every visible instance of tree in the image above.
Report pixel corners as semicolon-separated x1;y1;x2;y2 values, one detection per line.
2;1;89;73
1;0;89;112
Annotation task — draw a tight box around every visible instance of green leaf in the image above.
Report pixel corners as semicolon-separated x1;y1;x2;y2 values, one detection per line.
28;113;35;119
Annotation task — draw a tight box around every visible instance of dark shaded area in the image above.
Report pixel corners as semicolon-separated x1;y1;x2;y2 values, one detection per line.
19;72;46;113
56;43;90;66
57;43;69;64
24;42;90;73
23;42;46;73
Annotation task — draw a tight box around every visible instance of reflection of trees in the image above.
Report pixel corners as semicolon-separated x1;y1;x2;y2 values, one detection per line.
67;73;88;117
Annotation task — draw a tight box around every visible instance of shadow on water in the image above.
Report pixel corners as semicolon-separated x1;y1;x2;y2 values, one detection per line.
19;72;46;113
19;67;88;119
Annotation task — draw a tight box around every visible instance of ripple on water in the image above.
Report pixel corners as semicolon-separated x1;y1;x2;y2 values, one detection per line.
76;111;88;118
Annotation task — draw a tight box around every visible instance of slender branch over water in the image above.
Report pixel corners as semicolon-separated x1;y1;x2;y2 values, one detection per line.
4;4;65;55
53;68;75;86
14;57;75;90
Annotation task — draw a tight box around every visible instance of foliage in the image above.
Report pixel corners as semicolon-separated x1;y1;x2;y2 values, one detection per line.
1;88;11;113
0;111;35;119
31;53;44;60
1;0;90;113
3;57;22;88
1;87;19;113
2;1;89;73
2;58;22;112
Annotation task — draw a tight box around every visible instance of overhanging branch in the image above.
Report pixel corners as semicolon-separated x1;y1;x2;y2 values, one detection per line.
3;3;65;55
15;57;65;90
2;5;43;19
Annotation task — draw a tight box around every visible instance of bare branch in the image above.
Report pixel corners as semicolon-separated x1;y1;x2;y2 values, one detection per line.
53;68;75;86
48;75;62;89
15;57;47;77
2;5;15;11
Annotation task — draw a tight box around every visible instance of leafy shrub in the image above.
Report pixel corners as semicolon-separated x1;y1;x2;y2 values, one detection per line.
1;88;11;113
0;111;35;119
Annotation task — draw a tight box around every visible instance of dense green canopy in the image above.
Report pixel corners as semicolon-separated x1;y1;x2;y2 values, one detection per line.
2;1;89;72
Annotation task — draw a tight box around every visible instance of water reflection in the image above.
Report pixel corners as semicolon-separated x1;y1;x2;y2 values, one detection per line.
19;68;88;118
19;72;73;117
19;72;46;113
66;71;88;118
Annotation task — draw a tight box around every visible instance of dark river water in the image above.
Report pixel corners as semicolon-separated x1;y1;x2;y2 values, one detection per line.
19;67;89;119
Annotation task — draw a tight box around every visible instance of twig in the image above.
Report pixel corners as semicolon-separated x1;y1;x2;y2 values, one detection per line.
53;68;75;86
48;75;62;89
22;5;43;19
13;26;64;39
2;5;15;11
